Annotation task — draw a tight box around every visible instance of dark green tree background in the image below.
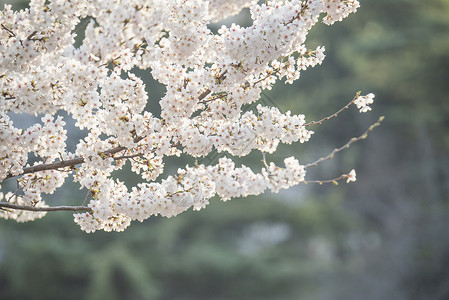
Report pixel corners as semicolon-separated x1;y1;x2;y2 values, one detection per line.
1;0;448;299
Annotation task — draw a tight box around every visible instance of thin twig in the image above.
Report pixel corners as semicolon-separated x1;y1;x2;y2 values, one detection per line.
304;116;384;169
198;92;227;105
198;70;227;101
26;31;38;40
198;88;213;101
252;67;281;86
261;152;270;169
284;2;309;25
304;174;346;185
0;202;91;212
113;153;145;160
82;190;91;206
1;23;16;37
305;92;360;127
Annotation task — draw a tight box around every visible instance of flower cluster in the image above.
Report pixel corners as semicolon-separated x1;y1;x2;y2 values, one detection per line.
0;113;67;181
73;156;306;232
0;188;48;222
208;0;254;22
354;93;375;113
0;0;374;232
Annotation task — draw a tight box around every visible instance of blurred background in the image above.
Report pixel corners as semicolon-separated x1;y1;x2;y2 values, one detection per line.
1;0;449;299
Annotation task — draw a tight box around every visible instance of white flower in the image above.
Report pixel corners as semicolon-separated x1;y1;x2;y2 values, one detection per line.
354;93;375;113
347;169;357;183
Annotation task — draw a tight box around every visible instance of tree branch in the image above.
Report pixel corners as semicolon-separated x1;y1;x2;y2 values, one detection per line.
4;146;126;179
1;23;16;37
304;174;346;185
305;92;360;127
5;71;231;180
5;157;84;179
0;202;92;212
304;116;384;169
198;70;227;101
4;137;147;180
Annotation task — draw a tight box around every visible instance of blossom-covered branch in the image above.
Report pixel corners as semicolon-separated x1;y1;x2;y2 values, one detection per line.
0;0;377;232
4;140;132;179
0;202;91;212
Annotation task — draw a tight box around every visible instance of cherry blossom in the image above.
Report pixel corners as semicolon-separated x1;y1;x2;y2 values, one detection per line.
0;0;378;232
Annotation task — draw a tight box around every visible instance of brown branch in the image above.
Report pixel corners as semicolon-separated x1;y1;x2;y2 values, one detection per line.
198;67;280;105
98;55;121;68
198;62;286;106
5;157;84;179
197;89;211;101
114;153;145;160
0;202;91;212
27;31;38;40
303;174;346;185
252;67;282;87
1;23;16;37
5;146;125;179
198;92;227;105
305;92;360;127
198;70;227;101
304;116;384;169
4;136;147;179
284;2;309;25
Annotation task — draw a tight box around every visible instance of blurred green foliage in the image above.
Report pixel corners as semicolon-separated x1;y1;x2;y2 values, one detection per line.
1;0;449;299
0;192;355;300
